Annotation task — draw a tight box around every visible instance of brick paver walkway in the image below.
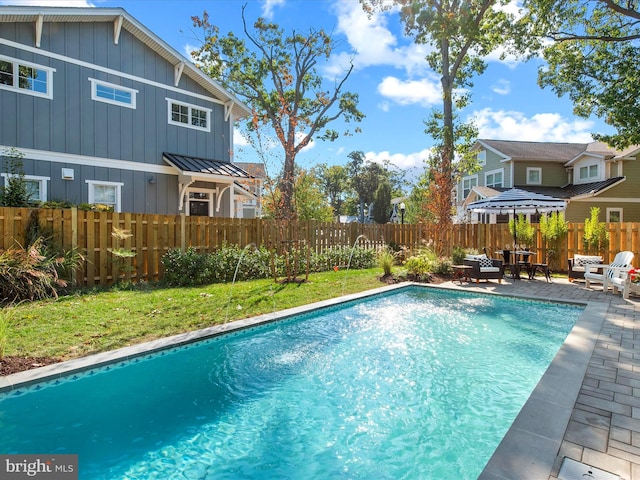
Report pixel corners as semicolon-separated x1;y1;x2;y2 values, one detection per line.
444;276;640;480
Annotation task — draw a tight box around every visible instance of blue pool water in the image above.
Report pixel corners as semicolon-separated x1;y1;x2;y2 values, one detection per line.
0;287;582;479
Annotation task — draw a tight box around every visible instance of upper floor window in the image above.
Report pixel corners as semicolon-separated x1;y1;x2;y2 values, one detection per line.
90;78;137;109
0;55;54;99
166;98;211;132
527;167;542;185
86;180;123;212
485;169;503;188
477;150;486;166
462;175;477;199
579;164;599;181
1;174;49;202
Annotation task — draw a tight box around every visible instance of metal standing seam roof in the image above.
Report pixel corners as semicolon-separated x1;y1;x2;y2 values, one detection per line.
163;153;253;179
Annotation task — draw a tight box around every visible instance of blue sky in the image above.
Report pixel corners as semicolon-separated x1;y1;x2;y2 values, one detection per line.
2;0;612;181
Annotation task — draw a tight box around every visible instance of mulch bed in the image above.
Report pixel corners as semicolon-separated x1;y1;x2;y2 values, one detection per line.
1;356;60;376
1;274;454;377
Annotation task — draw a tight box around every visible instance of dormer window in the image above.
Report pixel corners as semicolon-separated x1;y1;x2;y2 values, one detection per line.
579;164;598;180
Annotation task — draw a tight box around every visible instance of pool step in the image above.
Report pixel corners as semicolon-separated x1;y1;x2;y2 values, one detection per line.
558;457;620;480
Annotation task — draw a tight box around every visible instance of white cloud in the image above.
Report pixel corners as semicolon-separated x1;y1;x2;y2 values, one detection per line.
377;76;441;107
328;1;433;76
471;108;596;142
262;0;285;19
365;148;431;171
492;79;511;95
0;0;94;5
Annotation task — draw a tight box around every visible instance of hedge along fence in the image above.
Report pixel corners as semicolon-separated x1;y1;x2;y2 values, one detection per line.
0;207;638;286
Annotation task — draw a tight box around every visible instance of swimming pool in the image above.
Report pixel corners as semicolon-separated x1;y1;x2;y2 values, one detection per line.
0;286;583;479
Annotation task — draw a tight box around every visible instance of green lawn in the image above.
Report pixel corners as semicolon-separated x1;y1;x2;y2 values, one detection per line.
2;269;386;360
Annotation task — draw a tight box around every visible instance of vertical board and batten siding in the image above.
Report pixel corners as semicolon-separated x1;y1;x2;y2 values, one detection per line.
0;18;234;216
1;207;639;287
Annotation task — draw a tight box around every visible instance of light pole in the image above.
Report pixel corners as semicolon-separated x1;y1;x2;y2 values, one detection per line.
399;202;406;225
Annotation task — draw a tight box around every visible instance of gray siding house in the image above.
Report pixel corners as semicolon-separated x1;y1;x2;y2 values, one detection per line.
458;139;640;223
0;6;260;217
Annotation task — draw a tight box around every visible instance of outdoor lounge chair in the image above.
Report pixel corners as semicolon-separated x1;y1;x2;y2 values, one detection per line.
584;251;635;291
463;254;504;283
568;254;604;282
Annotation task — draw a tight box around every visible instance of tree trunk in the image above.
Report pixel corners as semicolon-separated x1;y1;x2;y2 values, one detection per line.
280;152;296;221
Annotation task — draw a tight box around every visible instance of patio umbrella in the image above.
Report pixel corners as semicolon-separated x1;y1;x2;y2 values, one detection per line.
466;188;566;247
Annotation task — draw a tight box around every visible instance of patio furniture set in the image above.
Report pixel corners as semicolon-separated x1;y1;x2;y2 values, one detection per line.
458;250;638;300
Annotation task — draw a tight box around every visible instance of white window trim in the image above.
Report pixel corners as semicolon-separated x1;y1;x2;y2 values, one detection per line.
89;78;137;109
462;174;478;200
526;167;542;185
606;208;623;223
0;54;55;99
1;173;49;201
477;150;486;166
484;168;503;188
166;98;211;132
185;187;215;216
576;161;602;184
86;180;123;212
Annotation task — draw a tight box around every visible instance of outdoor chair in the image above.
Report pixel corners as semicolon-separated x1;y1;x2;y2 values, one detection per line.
529;250;553;282
567;254;604;282
584;251;635;292
463;254;504;284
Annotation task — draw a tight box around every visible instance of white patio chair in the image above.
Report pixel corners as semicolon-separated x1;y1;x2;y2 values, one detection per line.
584;251;635;292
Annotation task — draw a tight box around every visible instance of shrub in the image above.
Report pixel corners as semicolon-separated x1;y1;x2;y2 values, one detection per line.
404;248;438;279
583;207;609;254
451;246;475;265
161;244;376;287
377;248;396;276
0;238;84;304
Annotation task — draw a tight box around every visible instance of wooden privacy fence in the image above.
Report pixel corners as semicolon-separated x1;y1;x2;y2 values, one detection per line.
1;207;639;286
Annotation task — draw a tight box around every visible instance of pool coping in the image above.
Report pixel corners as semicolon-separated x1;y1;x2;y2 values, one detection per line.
0;282;603;480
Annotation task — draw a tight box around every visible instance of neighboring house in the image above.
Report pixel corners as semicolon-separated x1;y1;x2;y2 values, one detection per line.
0;6;262;218
457;139;640;224
234;162;265;219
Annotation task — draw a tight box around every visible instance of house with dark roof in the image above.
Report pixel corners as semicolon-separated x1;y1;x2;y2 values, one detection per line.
458;139;640;223
0;6;262;218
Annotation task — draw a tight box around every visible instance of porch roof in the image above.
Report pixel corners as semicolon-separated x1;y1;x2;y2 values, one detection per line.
163;153;253;181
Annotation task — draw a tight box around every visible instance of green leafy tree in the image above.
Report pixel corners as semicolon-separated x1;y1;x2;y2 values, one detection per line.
372;181;392;224
191;8;364;220
523;1;640;149
583;206;609;254
0;147;31;207
509;214;535;248
314;163;348;217
539;211;569;267
361;0;520;225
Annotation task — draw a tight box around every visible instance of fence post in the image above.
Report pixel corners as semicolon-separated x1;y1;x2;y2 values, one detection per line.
71;207;78;286
180;213;186;252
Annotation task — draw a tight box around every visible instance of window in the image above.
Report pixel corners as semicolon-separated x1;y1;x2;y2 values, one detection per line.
1;174;49;202
166;99;211;132
90;78;137;108
485;169;503;188
0;55;54;98
462;176;477;199
606;208;622;223
476;150;486;166
86;180;123;212
185;188;215;216
527;167;542;185
579;164;599;181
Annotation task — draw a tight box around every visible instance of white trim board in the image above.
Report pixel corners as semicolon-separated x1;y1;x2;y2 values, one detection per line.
1;145;175;175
